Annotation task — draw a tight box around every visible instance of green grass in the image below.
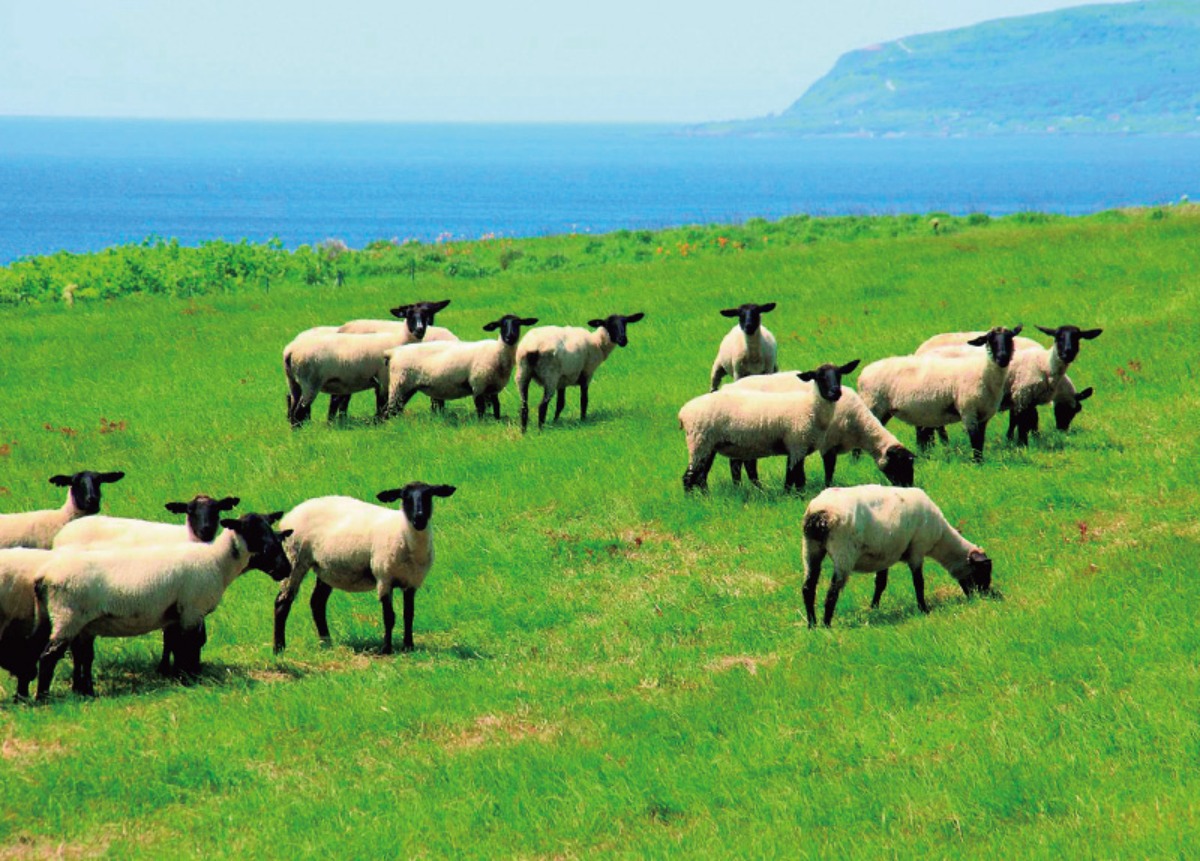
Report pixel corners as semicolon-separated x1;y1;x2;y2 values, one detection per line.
1;210;1198;858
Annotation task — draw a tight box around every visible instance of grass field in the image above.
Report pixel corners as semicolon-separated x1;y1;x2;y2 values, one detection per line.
1;211;1198;858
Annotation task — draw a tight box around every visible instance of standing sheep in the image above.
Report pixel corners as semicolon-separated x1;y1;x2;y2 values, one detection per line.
274;482;457;655
34;512;293;699
386;315;539;419
284;331;414;426
0;471;126;549
857;326;1021;462
678;361;860;493
0;549;52;700
801;485;993;627
515;313;645;432
728;374;915;488
710;302;779;391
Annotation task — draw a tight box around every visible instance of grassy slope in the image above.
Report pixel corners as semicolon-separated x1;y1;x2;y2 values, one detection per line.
1;212;1198;858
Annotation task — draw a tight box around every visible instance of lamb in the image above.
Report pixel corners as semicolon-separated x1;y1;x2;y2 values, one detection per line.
284;330;416;426
273;482;457;655
0;549;52;700
709;302;779;391
386;315;538;419
727;374;915;488
801;484;993;627
856;326;1022;462
914;325;1101;446
678;360;860;493
515;313;645;432
52;494;241;676
0;471;126;549
34;512;292;699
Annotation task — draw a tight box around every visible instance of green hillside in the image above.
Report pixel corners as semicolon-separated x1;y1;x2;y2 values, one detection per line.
708;0;1200;136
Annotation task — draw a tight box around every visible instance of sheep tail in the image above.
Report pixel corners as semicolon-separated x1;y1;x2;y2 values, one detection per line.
803;510;833;543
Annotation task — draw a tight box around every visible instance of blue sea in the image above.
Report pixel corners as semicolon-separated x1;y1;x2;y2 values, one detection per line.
1;118;1197;264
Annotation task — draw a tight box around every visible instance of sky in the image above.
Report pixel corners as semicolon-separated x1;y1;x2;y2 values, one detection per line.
0;0;1132;123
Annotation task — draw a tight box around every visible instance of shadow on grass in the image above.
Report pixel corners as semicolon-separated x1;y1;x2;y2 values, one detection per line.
848;586;1004;628
324;634;493;662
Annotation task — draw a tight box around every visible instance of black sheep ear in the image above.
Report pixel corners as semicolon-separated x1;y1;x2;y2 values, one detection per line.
49;475;73;486
1010;324;1023;336
276;529;294;541
377;488;404;503
432;485;457;498
1076;386;1095;401
758;302;776;314
1036;325;1057;337
482;320;501;331
265;511;284;524
219;497;241;510
587;318;606;328
430;299;451;312
968;549;989;563
796;370;818;382
719;308;740;317
164;502;189;514
220;518;244;533
966;334;989;346
624;312;645;323
99;471;126;483
520;317;539;326
837;359;861;376
1080;328;1103;340
389;305;411;319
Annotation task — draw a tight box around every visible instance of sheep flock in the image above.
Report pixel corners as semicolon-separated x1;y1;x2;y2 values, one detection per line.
0;291;1104;703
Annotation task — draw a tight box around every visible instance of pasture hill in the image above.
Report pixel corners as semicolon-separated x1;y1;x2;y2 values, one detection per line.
702;0;1200;136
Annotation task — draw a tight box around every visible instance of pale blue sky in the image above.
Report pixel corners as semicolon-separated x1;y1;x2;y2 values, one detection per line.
0;0;1127;122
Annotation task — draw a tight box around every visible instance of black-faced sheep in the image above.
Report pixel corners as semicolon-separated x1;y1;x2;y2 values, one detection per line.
0;471;126;549
710;302;778;391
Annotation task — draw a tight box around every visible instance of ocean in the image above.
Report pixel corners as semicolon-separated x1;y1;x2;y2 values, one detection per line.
1;118;1196;264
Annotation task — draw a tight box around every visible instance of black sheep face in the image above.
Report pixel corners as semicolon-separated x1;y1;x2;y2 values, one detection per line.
968;325;1023;369
49;470;125;516
881;445;915;487
963;549;993;594
1036;325;1103;364
483;315;539;346
222;512;292;581
797;359;860;403
587;313;645;348
719;302;776;336
165;495;240;543
1054;386;1094;431
377;482;457;532
389;299;452;340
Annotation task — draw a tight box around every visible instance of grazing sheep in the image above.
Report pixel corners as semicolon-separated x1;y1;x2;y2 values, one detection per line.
710;302;779;391
0;549;52;700
678;361;860;493
857;326;1021;462
0;471;126;550
284;331;417;426
52;494;241;676
727;374;915;488
1044;375;1094;435
386;315;539;419
515;313;645;432
34;513;292;699
273;483;457;655
801;485;993;627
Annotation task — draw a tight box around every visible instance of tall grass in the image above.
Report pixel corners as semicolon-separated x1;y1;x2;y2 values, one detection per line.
0;210;1197;857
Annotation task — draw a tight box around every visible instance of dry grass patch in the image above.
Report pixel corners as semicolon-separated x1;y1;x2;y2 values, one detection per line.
0;836;107;861
705;654;778;676
0;735;66;763
443;713;561;752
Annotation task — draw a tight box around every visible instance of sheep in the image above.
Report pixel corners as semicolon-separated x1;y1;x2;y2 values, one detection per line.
283;330;417;426
801;484;993;627
0;471;126;550
678;361;860;493
52;494;241;676
914;325;1101;446
1045;375;1094;435
727;374;915;488
514;313;645;432
34;512;292;699
0;549;52;700
857;326;1022;462
386;315;539;419
273;482;457;656
710;302;779;391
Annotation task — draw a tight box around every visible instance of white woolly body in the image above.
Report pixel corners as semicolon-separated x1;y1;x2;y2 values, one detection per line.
711;324;778;389
728;376;903;466
515;326;617;393
387;335;518;407
0;549;52;640
54;516;202;549
804;485;982;578
678;386;836;465
279;496;433;600
0;492;86;550
36;530;256;640
337;320;459;342
856;351;1009;429
283;331;416;402
915;332;1071;414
